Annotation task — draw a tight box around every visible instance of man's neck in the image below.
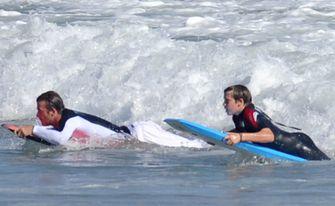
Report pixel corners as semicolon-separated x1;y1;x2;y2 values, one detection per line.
52;114;62;129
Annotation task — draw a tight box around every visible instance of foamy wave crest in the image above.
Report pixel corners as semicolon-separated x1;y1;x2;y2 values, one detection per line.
1;0;335;154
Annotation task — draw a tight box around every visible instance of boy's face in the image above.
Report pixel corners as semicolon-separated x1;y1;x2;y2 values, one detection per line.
223;91;245;115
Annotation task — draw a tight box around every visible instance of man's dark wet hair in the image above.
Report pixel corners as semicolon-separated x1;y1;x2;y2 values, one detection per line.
36;91;65;113
224;85;252;105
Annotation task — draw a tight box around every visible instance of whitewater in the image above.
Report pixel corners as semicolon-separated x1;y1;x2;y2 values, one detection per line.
1;0;335;205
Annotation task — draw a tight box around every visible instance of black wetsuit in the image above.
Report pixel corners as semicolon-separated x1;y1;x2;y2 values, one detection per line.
233;104;330;160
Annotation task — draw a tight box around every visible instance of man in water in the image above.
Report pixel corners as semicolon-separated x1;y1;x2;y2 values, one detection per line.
7;91;207;148
223;85;330;160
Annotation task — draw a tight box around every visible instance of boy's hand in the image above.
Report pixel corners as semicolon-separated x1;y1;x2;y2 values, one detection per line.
225;132;241;145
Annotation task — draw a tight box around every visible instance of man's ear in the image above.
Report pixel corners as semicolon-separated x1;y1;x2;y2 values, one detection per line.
50;108;59;116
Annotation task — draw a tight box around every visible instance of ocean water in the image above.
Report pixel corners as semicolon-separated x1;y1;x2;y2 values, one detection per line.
1;0;335;205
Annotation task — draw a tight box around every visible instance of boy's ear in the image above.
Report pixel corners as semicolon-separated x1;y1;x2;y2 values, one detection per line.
237;98;245;106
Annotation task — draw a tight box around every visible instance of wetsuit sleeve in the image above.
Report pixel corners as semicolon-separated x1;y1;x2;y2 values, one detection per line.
33;118;82;145
33;126;70;145
33;116;120;145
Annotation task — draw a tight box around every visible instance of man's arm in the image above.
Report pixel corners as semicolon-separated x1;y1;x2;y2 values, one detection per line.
225;128;275;145
32;125;73;145
12;119;79;145
32;116;115;145
11;116;118;145
10;124;70;145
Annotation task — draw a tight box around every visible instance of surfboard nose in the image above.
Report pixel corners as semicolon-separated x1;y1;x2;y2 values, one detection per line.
2;124;18;132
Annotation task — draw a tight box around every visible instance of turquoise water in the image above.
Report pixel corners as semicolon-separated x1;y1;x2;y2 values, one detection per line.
0;130;334;205
1;0;335;205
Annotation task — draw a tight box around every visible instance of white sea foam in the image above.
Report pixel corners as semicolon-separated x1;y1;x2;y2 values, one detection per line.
0;9;21;16
186;16;213;27
0;0;335;153
140;1;165;7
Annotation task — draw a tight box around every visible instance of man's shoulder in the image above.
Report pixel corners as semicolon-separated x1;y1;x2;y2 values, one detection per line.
61;108;77;119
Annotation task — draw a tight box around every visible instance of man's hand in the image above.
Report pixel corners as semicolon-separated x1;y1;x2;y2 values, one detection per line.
2;124;19;132
14;125;34;138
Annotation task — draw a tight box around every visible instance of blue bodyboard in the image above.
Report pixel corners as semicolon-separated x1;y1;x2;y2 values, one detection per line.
164;118;307;162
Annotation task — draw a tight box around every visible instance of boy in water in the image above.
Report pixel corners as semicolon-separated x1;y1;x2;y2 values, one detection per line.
223;85;329;160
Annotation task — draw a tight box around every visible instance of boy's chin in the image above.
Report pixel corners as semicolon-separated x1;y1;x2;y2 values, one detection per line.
226;110;239;116
226;111;233;115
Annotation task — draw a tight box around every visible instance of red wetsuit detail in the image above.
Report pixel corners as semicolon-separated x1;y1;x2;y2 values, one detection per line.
242;106;259;129
71;129;90;144
233;104;261;133
71;129;89;139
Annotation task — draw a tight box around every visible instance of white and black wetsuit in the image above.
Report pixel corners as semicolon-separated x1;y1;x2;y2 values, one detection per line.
233;104;330;160
32;109;208;148
33;108;131;145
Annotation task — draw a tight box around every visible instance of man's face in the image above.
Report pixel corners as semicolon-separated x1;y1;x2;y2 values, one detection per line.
223;91;243;115
36;101;55;126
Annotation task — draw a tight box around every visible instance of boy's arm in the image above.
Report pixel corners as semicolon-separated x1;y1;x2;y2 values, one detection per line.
225;128;275;145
